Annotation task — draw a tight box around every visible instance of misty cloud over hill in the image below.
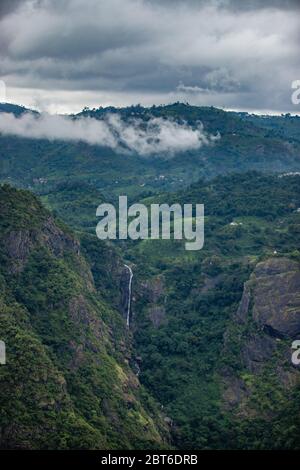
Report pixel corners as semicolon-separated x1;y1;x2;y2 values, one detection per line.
0;111;220;155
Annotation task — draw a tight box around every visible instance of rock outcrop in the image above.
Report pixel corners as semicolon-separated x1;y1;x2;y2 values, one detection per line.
139;276;167;328
237;257;300;339
222;257;300;413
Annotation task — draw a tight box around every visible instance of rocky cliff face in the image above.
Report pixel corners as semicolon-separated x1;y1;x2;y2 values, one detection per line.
137;276;167;329
237;257;300;339
0;186;169;449
222;257;300;414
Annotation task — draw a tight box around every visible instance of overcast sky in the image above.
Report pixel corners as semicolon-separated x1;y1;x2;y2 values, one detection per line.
0;0;299;114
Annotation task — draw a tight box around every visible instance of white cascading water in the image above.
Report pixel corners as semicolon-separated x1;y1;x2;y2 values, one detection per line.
124;264;133;327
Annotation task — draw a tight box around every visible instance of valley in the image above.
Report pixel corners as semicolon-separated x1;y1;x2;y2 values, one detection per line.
0;104;299;449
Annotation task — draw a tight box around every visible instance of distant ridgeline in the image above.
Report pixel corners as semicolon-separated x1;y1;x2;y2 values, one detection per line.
0;102;300;202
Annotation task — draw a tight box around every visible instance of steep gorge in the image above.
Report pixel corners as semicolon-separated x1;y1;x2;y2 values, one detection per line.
0;185;169;449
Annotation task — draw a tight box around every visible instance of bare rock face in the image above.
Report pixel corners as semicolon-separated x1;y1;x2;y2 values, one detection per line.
2;216;81;274
141;276;165;303
242;333;279;374
148;305;167;328
40;217;80;257
222;257;300;414
139;276;167;328
238;257;300;339
3;229;33;273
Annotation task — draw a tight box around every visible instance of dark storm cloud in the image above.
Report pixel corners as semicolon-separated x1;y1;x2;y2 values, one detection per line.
0;0;23;17
0;0;299;113
222;0;300;10
148;0;300;10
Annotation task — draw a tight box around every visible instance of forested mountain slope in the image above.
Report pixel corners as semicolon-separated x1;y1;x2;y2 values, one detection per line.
0;185;169;449
0;103;300;449
121;173;300;449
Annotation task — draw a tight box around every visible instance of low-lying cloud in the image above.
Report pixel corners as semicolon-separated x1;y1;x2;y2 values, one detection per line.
0;112;220;155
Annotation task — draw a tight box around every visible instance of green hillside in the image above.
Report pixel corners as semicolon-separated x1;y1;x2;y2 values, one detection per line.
0;104;300;450
1;104;300;202
0;185;169;449
121;172;300;449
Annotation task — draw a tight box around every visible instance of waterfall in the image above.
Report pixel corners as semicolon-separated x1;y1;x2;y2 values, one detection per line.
124;264;133;327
